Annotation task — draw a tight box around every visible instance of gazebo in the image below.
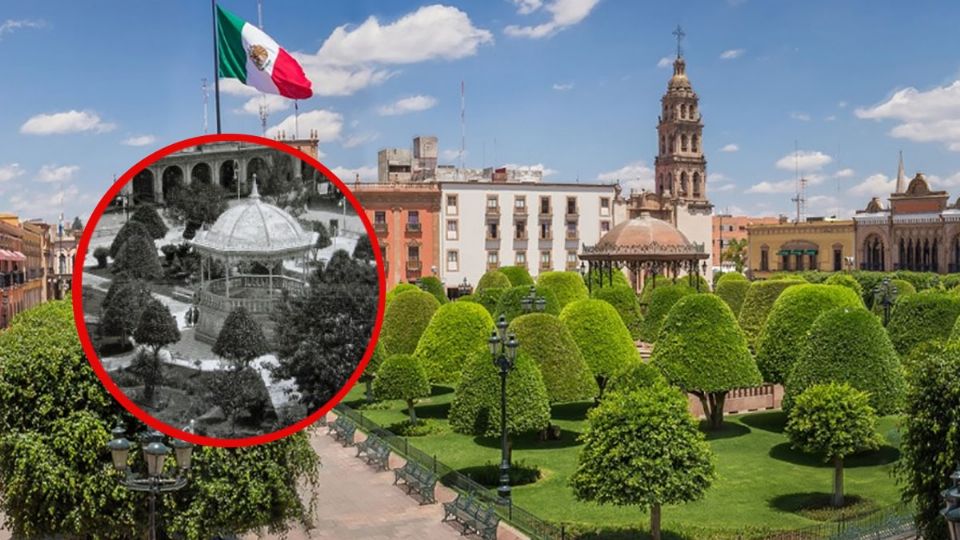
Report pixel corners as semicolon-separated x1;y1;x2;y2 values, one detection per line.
579;212;709;293
190;179;317;344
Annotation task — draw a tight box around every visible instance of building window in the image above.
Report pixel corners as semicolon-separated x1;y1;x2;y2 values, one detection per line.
808;253;817;270
374;211;386;224
566;251;578;263
566;197;577;215
486;195;499;208
515;219;527;240
600;197;610;216
540;196;551;215
781;253;790;271
515;196;526;210
540;250;551;269
447;250;459;272
795;254;805;271
833;248;842;271
600;220;611;233
446;219;458;240
446;194;458;215
516;252;526;266
408;245;420;260
487;222;499;240
761;247;769;272
487;251;499;266
539;220;551;240
406;210;421;232
566;221;578;239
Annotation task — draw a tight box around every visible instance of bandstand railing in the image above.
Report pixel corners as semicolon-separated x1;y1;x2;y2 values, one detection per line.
200;274;305;314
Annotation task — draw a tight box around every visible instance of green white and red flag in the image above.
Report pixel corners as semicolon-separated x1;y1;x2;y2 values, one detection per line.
216;4;313;100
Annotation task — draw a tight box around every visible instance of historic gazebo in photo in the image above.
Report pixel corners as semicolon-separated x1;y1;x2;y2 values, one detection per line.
191;179;317;344
580;212;709;293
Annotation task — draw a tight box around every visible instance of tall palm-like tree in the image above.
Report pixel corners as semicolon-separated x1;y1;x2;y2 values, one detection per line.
722;238;748;273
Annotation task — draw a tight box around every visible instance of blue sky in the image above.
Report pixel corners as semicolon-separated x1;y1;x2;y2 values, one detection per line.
2;0;960;224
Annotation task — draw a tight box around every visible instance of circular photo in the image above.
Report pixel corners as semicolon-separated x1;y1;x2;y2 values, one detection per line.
74;134;384;446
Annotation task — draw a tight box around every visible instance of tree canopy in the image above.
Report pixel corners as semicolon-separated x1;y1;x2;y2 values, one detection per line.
499;265;534;287
380;290;440;355
130;204;168;240
737;278;805;351
637;284;695;343
213;307;270;370
418;276;447;304
374;354;432;424
414;301;495;384
109;220;152;259
715;278;750;318
492;284;561;323
537;271;589;308
508;313;598;403
886;290;960;356
560;299;640;395
476;270;512;293
591;285;644;340
113;233;163;280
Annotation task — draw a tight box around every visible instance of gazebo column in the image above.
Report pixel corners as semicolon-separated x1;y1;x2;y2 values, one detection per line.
268;262;274;295
225;257;230;298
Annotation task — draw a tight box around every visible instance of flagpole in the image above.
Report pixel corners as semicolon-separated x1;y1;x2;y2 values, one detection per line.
212;0;222;134
294;100;299;139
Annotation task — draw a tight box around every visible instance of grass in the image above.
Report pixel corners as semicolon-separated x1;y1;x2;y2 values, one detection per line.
342;385;903;538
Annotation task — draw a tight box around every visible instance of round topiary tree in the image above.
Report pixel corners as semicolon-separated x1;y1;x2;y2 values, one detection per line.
737;278;805;351
537;271;589;308
373;354;431;424
560;299;640;396
380;290;440;355
499;265;534;287
786;306;905;415
418;276;447;304
716;272;748;286
825;273;864;298
476;270;512;293
385;283;419;306
891;278;917;297
113;233;162;280
212;306;269;371
591;285;644;340
109;220;152;258
715;278;750;318
414;301;495;384
475;287;506;316
93;246;110;269
605;361;666;395
651;294;762;429
887;290;960;356
130;204;168;240
449;350;550;438
508;313;598;403
493;285;561;323
755;284;863;384
637;284;694;343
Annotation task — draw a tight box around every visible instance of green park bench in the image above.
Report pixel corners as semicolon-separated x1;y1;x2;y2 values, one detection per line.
393;459;437;504
355;434;390;471
442;493;500;539
326;416;355;447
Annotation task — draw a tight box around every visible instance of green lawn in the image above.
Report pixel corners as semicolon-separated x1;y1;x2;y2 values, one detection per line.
341;385;903;539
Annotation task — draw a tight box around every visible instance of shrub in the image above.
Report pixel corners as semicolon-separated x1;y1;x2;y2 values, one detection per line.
313;221;332;253
891;278;917;297
474;287;506;315
449;350;550;437
93;246;110;268
825;273;864;298
755;284;862;383
380;290;440;355
737;279;805;350
385;283;418;306
109;220;151;258
373;354;431;424
585;267;630;290
591;285;644;339
652;294;762;429
476;270;511;293
113;233;162;280
894;270;939;292
418;276;447;304
414;301;494;384
499;265;534;287
508;313;598;403
212;307;269;370
637;284;694;343
352;233;374;261
715;278;750;318
130;204;168;239
100;278;152;343
850;271;887;307
605;361;666;395
786;306;905;415
943;273;960;290
537;271;589;308
493;285;561;323
716;272;748;286
560;299;640;395
887;290;960;356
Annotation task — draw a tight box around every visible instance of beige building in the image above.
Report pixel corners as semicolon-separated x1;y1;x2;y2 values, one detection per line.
747;218;855;279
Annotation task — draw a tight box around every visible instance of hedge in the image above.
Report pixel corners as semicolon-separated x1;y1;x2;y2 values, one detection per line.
755;284;864;384
591;285;644;339
637;284;695;343
887;290;960;356
537;271;589;308
414;301;495;384
475;287;506;316
786;306;905;415
418;276;447;304
605;361;666;395
380;290;440;355
560;299;640;393
449;350;550;437
385;283;419;306
716;272;748;286
508;313;598;403
824;273;864;298
499;265;534;287
476;270;512;293
737;279;805;351
130;204;168;240
493;285;561;323
715;279;750;318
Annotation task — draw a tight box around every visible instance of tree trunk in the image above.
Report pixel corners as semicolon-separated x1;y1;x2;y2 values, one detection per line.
650;503;661;540
710;392;726;429
832;456;844;507
407;399;417;425
365;380;374;403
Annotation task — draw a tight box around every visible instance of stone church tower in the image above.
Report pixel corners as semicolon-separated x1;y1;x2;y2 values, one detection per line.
655;55;708;205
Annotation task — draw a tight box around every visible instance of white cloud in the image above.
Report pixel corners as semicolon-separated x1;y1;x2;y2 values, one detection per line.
775;150;833;171
342;132;379;148
20;110;115;135
720;143;739;152
790;111;811;122
122;135;156;147
235;94;291;116
0;164;25;182
657;56;672;68
501;163;557;177
552;82;574;91
218;78;261;97
265;109;343;142
719;48;745;60
714;183;736;192
511;0;544;14
838;101;848;108
0;19;45;38
856;81;960;151
291;62;396;97
504;0;600;39
597;160;654;192
849;173;895;198
377;95;437;116
745;179;797;194
37;164;79;183
834;168;855;178
331;165;378;183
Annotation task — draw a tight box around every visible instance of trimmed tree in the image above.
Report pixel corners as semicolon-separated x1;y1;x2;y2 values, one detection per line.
637;284;694;343
386;283;419;306
755;284;863;384
373;354;431;424
476;269;512;293
652;294;762;429
130;204;168;240
737;278;805;351
508;313;598;403
716;272;748;286
605;360;666;395
493;284;561;323
449;350;550;437
99;278;152;345
212;307;270;371
93;246;110;269
560;299;640;396
499;265;534;287
475;287;506;316
414;301;495;384
537;271;589;308
352;233;374;261
591;285;644;340
570;383;716;540
380;290;440;355
825;273;864;298
887;290;960;356
109;220;152;258
418;276;447;304
359;341;387;402
785;382;883;507
168;180;229;227
132;299;181;405
113;233;162;280
786;306;905;414
715;278;750;318
312;221;331;259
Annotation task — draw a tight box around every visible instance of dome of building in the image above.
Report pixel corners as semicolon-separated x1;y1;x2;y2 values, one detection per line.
595;212;694;252
668;57;692;91
906;173;930;195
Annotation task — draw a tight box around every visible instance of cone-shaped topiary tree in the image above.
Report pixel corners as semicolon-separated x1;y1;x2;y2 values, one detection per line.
493;284;561;323
212;306;270;371
113;233;162;280
418;276;447;304
651;294;762;429
570;383;716;540
605;360;666;395
560;299;640;396
499;265;534;287
637;284;694;343
825;273;864;298
476;270;512;293
537;271;589;308
380;289;440;355
755;284;863;384
786;306;905;414
508;313;598;403
99;278;152;345
474;287;506;315
385;283;419;306
449;350;550;437
352;233;374;261
887;290;960;356
591;285;644;340
130;204;168;240
359;340;387;402
109;220;152;258
373;354;431;424
737;278;805;351
414;301;495;384
715;278;750;318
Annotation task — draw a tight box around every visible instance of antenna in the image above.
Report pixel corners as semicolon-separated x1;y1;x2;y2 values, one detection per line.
201;78;209;134
459;80;466;180
257;0;263;28
789;141;806;223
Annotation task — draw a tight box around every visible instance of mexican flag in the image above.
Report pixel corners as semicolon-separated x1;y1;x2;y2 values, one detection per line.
216;4;313;100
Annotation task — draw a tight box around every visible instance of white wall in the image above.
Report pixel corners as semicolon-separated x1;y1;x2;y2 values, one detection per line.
675;203;713;278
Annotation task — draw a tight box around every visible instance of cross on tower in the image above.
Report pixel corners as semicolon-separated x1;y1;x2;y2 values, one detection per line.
673;25;686;58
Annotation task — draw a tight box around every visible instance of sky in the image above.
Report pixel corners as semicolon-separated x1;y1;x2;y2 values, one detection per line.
2;0;960;224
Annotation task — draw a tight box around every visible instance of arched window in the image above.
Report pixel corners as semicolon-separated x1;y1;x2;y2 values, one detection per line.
692;134;699;153
659;135;665;155
58;254;66;275
669;134;676;153
690;104;697;118
680;172;689;195
666;173;673;193
681;104;687;118
692;172;701;197
681;134;688;152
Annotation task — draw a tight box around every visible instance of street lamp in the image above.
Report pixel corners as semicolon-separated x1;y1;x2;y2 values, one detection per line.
458;277;472;298
234;159;240;200
108;424;194;540
1;288;7;329
520;284;546;314
943;465;960;540
489;314;519;503
873;277;898;326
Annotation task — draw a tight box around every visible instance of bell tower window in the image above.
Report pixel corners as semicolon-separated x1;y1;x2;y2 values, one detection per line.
681;134;688;152
692;134;699;153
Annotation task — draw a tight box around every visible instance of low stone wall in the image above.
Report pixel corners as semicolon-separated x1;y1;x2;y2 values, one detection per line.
687;384;783;418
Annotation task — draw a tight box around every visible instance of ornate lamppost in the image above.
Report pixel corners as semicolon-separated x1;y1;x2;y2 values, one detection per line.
1;287;8;329
458;277;472;298
488;315;518;503
520;284;546;314
108;425;194;540
873;277;898;326
943;465;960;539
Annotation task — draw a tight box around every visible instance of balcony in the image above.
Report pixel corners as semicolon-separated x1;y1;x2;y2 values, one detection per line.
487;261;500;271
538;232;553;241
405;222;422;234
373;222;388;235
514;206;528;216
486;205;501;217
565;207;579;219
565;230;579;241
539;207;552;217
406;259;422;272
